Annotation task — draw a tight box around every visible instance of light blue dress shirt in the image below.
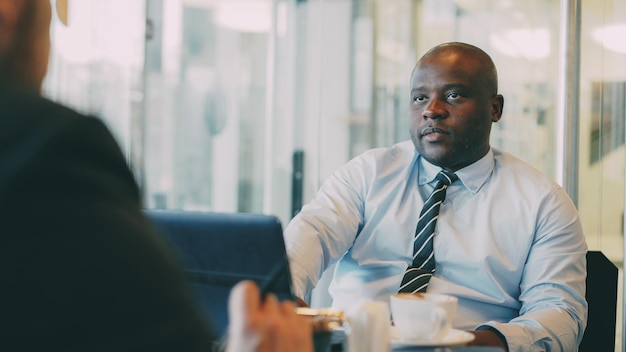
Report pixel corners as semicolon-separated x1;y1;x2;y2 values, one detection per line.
284;140;588;352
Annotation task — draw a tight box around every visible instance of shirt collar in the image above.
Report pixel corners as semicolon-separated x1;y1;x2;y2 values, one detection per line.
418;149;495;194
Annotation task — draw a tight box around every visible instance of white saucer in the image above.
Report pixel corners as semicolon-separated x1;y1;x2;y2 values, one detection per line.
390;327;475;347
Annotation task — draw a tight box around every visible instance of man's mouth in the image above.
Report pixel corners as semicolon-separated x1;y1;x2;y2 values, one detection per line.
421;127;449;136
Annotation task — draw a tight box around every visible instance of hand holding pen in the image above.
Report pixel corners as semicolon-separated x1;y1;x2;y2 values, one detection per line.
225;280;313;352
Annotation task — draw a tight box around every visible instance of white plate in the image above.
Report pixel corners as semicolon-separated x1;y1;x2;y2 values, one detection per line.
390;327;475;347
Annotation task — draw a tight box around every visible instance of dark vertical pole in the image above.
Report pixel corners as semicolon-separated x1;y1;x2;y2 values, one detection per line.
291;150;305;217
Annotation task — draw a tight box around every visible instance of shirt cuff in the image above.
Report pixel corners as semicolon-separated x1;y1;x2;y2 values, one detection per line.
475;322;510;351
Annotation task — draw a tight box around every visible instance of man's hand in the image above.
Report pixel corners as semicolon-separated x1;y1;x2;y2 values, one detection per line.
467;328;508;351
227;281;313;352
295;296;309;308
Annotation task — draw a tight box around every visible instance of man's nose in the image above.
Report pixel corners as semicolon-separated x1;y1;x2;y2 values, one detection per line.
423;99;447;119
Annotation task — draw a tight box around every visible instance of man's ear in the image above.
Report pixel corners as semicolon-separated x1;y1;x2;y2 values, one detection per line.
0;0;20;52
491;94;504;123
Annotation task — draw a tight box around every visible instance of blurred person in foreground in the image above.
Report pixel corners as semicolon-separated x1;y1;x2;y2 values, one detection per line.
284;42;587;351
0;1;312;351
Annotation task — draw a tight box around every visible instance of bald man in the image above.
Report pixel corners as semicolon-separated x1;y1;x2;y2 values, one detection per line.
285;42;587;351
0;1;311;351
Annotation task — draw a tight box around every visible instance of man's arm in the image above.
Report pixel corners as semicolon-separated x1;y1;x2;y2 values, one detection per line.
476;187;587;352
284;164;366;302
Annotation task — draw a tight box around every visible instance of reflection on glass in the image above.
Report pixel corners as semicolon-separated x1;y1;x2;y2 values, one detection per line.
589;82;626;164
142;0;271;214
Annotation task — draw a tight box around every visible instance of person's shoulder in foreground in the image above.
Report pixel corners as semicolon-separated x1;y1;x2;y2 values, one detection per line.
0;0;313;351
0;82;216;351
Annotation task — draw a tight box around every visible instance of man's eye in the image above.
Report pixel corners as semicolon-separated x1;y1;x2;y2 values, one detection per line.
447;93;461;100
413;96;426;102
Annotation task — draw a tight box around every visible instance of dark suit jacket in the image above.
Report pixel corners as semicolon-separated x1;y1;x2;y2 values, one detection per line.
0;86;214;351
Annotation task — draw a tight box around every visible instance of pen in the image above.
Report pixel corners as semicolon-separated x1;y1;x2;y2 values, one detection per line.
259;259;288;301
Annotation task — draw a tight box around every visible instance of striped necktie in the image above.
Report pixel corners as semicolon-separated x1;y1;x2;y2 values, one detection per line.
398;170;458;293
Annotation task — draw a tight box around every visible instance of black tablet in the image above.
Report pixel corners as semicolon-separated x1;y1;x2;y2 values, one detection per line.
144;209;295;335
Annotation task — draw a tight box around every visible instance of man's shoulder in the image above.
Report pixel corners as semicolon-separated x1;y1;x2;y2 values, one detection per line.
492;148;542;172
492;148;560;188
332;140;415;183
357;140;415;161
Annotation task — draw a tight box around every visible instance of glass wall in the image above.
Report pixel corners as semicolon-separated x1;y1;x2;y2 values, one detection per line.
579;0;626;268
44;0;625;349
579;1;626;348
44;0;145;165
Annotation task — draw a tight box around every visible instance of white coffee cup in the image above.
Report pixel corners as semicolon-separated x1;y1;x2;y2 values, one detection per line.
389;292;458;343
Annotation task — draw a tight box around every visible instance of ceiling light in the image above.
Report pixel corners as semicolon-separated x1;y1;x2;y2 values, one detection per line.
592;24;626;54
214;1;272;33
489;28;550;60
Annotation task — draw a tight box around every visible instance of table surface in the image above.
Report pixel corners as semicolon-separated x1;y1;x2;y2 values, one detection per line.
390;347;504;352
327;342;504;352
323;331;506;352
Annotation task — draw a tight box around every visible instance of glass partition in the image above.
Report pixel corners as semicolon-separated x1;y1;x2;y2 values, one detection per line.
579;0;626;268
44;0;145;164
141;0;274;214
579;1;626;348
